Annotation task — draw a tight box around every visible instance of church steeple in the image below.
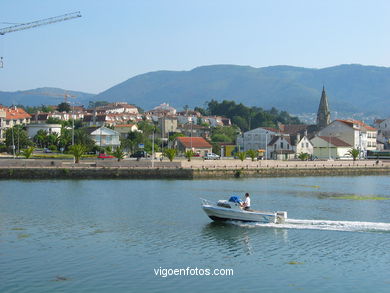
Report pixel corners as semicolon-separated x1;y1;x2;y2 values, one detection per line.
316;86;331;129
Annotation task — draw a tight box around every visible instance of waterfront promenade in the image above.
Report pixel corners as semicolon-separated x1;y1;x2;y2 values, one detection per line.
0;158;389;179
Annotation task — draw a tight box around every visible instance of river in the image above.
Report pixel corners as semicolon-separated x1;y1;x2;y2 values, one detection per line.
1;176;390;292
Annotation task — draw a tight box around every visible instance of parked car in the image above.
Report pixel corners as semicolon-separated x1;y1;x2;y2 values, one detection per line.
204;153;220;160
98;153;115;159
130;151;150;158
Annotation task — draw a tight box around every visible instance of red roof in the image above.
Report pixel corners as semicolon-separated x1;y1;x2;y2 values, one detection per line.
176;137;212;148
336;119;377;131
318;136;351;147
0;106;31;120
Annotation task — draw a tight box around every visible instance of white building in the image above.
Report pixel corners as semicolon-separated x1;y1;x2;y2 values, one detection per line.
317;119;377;158
310;136;352;160
0;106;31;142
26;124;62;138
295;134;314;156
146;103;176;116
375;118;390;148
96;102;139;114
267;135;296;160
86;127;121;149
236;127;278;155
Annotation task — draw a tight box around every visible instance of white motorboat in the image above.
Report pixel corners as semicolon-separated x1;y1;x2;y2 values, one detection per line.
201;196;287;224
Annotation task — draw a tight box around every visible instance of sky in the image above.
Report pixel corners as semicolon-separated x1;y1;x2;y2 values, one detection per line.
0;0;389;94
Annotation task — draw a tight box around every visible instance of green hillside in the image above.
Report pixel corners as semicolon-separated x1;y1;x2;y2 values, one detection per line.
94;64;390;115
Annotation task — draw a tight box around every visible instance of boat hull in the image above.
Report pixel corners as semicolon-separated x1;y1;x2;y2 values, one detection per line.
202;205;277;223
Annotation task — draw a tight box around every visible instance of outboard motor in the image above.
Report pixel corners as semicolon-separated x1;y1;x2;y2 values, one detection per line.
276;211;287;224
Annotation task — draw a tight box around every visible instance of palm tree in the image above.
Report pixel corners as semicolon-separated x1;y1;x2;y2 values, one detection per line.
184;150;195;162
348;148;360;161
298;152;309;161
164;148;177;162
112;147;125;162
246;149;257;161
70;144;87;163
21;146;35;159
237;151;247;162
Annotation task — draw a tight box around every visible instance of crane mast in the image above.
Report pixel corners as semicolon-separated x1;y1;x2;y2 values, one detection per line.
0;11;81;35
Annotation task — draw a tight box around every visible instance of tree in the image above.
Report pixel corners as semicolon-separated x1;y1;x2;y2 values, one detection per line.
184;150;195;162
137;121;155;136
164;148;177;162
236;151;247;161
57;102;71;113
58;127;72;151
246;149;258;161
33;130;48;148
348;148;360;161
211;126;240;143
5;126;33;151
46;117;62;124
88;101;109;108
298;152;309;161
112;147;125;161
74;128;96;151
21;146;35;159
205;99;300;131
70;144;86;163
169;132;184;142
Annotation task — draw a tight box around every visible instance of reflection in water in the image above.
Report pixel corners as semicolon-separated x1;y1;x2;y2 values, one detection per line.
201;222;253;256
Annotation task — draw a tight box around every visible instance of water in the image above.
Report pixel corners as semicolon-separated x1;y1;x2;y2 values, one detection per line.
1;176;390;293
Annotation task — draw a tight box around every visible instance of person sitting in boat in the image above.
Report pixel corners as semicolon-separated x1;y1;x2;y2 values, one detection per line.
241;193;251;210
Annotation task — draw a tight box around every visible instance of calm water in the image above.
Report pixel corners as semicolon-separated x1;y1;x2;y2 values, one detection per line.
1;176;390;293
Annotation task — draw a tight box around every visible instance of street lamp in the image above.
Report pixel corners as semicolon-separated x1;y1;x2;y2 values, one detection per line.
265;131;268;160
11;125;15;159
152;129;155;168
190;119;193;149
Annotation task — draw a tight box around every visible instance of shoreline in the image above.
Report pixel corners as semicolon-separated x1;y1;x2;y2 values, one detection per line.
1;166;389;180
1;158;389;179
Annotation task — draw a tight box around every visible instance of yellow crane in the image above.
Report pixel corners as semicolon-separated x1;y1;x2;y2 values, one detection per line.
25;91;77;104
0;11;81;68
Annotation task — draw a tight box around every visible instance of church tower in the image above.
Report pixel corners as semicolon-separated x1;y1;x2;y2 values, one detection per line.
316;86;331;129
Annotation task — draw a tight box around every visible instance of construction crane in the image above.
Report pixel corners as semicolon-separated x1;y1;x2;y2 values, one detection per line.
0;11;81;67
25;91;77;104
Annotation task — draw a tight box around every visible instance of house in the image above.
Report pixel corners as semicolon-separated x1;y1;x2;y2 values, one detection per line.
279;124;315;157
175;137;212;156
310;136;352;159
145;103;177;117
177;123;211;139
114;124;139;139
374;118;390;149
317;119;377;158
202;116;231;127
26;123;62;138
0;105;31;142
236;127;278;154
267;135;296;160
85;126;120;149
158;116;178;138
95;102;138;114
295;134;313;156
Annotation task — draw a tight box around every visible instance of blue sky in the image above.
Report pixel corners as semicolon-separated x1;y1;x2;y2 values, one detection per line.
0;0;389;94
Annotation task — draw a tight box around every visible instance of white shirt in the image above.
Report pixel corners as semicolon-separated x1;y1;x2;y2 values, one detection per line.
244;197;251;207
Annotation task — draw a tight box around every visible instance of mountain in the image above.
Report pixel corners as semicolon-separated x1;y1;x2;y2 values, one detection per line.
93;64;390;116
0;87;95;107
2;64;389;117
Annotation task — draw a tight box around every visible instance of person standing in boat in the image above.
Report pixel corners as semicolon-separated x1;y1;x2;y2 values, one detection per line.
241;193;251;210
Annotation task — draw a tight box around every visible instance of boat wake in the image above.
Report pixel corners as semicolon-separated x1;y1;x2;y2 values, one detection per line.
230;219;390;233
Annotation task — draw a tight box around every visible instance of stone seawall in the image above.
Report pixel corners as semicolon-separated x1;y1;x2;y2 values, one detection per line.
0;167;194;180
0;166;389;180
1;158;389;179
